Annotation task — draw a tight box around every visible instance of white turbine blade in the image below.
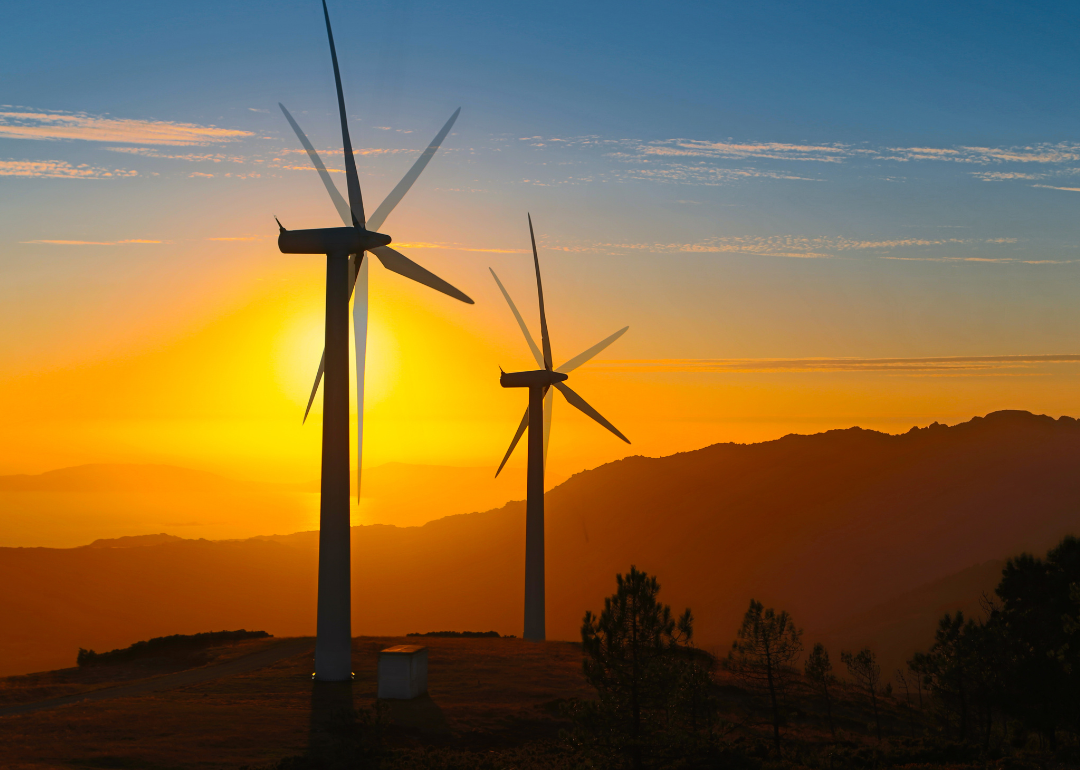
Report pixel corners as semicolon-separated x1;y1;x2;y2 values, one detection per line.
322;0;365;227
353;256;369;501
302;254;360;424
278;103;352;227
371;245;474;304
496;406;530;477
553;381;630;444
528;214;553;371
366;108;461;233
489;268;543;368
302;352;326;424
556;326;629;374
543;386;553;468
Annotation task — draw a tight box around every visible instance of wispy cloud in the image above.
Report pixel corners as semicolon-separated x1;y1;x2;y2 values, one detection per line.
0;159;137;178
592;354;1080;374
20;239;165;245
547;235;1018;260
1032;184;1080;193
394;241;527;254
0;108;252;145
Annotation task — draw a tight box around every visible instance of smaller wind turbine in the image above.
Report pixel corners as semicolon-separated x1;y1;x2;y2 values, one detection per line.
493;215;630;641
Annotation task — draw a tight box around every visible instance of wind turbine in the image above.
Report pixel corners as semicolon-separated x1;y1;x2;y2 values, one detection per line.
276;0;474;681
493;215;630;641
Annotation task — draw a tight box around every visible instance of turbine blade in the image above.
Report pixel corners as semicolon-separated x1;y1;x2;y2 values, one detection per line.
322;0;365;227
553;381;630;444
353;256;369;501
278;103;352;227
303;352;325;424
489;268;543;368
496;405;530;477
370;245;474;304
556;326;629;374
302;254;364;423
543;386;553;468
366;108;461;233
528;214;553;371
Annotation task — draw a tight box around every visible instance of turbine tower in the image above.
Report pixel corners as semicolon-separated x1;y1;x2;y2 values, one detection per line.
277;0;474;681
493;215;630;641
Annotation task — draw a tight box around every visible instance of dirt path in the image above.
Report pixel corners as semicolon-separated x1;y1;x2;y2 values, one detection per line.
0;637;314;717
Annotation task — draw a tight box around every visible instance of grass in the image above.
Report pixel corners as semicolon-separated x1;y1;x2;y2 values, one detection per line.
0;636;590;770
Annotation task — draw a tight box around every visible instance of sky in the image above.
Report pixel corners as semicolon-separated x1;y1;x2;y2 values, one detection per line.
4;1;1080;534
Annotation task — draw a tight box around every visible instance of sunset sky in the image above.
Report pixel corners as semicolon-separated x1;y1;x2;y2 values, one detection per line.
4;1;1080;530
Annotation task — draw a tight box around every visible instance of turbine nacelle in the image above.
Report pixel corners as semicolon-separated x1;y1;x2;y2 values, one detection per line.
500;369;568;389
277;226;392;255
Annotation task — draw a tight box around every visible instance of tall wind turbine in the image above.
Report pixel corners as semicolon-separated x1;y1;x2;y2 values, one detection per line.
493;215;630;641
276;0;474;681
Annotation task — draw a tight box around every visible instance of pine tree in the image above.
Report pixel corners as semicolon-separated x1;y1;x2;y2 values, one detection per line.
728;599;803;748
804;643;836;739
580;565;695;770
841;648;883;742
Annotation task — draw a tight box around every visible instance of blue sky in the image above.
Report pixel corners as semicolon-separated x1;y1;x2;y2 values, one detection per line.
4;0;1080;482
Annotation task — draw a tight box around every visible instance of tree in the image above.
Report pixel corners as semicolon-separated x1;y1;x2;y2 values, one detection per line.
804;643;837;739
841;648;883;742
579;565;697;770
728;599;803;748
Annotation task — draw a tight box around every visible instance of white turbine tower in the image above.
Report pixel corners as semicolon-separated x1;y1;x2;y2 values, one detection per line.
276;0;473;681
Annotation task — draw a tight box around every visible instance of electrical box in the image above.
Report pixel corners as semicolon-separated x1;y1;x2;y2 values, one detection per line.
377;645;428;699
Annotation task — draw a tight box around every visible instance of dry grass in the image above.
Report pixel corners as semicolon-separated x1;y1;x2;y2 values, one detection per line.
0;636;590;769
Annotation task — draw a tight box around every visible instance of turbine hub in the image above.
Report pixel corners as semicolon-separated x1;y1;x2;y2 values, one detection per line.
500;369;567;388
278;226;391;255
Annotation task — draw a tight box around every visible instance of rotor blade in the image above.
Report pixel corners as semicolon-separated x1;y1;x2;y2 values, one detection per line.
278;103;352;227
556;326;629;374
353;255;369;502
370;245;473;304
489;268;543;368
322;0;365;227
366;108;461;233
553;381;630;444
495;405;530;477
302;352;325;424
528;214;553;371
543;386;552;468
302;254;362;424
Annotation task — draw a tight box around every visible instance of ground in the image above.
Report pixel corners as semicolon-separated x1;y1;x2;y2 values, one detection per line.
0;636;592;769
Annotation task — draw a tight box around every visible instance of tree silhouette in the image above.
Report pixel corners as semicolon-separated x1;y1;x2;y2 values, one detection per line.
728;599;802;748
580;565;695;770
841;648;883;742
804;642;836;740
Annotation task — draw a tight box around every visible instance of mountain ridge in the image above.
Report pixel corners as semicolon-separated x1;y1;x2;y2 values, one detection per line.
3;409;1078;678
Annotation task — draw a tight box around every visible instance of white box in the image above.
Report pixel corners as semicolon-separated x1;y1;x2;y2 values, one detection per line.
377;645;428;699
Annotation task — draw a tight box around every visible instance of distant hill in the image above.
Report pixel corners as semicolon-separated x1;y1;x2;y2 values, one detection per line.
2;410;1078;677
0;462;532;547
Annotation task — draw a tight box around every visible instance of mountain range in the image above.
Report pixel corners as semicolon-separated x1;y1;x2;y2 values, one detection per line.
2;409;1078;678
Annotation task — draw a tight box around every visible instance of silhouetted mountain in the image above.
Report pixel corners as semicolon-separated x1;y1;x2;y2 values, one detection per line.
3;410;1078;676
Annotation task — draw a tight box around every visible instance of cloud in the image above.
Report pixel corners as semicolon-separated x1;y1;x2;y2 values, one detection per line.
20;239;165;245
971;171;1045;182
547;235;1018;260
0;159;137;178
107;147;248;163
635;139;858;163
394;241;527;254
591;354;1080;374
1032;184;1080;193
0;108;252;145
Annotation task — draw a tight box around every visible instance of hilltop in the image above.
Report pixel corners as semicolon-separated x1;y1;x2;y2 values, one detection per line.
3;410;1079;677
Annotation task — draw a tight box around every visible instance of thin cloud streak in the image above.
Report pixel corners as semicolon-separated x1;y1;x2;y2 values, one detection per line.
0;109;252;145
20;239;165;245
592;354;1080;374
0;159;137;179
